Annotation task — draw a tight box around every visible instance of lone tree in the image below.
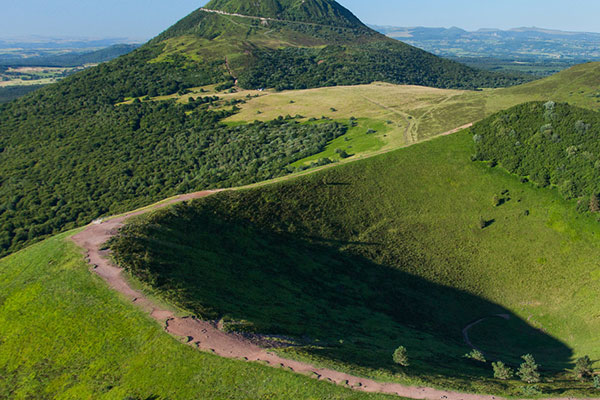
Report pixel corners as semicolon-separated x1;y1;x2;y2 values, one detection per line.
492;361;514;380
573;356;594;381
393;346;409;367
517;354;541;383
465;349;486;363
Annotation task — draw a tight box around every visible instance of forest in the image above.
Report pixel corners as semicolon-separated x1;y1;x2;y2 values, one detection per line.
0;90;346;256
472;101;600;205
238;42;529;91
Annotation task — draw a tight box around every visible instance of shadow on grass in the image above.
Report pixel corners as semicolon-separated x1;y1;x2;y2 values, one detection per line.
110;199;573;380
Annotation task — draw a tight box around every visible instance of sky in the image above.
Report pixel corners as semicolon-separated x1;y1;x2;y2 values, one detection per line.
2;0;600;41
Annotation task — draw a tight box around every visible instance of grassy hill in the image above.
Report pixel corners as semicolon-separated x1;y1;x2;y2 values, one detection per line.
110;130;600;397
204;0;365;27
0;230;394;400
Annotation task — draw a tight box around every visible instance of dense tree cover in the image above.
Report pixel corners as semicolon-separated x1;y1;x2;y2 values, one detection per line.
238;43;528;91
45;46;226;104
0;90;346;256
0;85;45;103
472;101;600;202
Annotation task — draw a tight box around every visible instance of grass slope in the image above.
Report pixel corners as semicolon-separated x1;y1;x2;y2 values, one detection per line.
111;131;600;397
0;231;394;400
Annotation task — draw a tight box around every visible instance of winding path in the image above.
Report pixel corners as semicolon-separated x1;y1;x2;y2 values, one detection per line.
462;314;511;354
70;152;589;400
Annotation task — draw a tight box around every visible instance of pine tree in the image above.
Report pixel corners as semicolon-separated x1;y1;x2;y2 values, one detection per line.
492;361;514;380
573;356;594;380
393;346;409;367
517;354;541;383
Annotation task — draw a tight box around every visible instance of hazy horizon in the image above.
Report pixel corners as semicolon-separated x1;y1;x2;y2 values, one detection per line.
3;0;600;41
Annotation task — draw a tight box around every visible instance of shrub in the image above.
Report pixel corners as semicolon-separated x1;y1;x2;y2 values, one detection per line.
335;148;350;159
478;216;487;229
517;354;541;383
573;355;594;381
593;375;600;389
393;346;409;367
520;384;542;396
464;349;486;363
492;361;514;380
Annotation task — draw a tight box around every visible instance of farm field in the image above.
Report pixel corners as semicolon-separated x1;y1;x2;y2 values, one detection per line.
0;66;87;87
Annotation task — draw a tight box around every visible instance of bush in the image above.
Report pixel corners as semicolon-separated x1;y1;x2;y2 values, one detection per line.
335;148;350;159
573;355;594;381
517;354;541;383
393;346;409;367
520;384;542;396
492;361;514;380
464;349;486;363
478;216;487;230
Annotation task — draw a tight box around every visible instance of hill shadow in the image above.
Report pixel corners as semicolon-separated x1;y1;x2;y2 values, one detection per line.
111;202;573;380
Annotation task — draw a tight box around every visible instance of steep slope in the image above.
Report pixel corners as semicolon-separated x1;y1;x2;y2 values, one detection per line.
204;0;365;28
0;231;392;399
110;131;600;397
151;0;525;90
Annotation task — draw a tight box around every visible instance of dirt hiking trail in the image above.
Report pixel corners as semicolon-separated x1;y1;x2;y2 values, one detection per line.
71;190;591;400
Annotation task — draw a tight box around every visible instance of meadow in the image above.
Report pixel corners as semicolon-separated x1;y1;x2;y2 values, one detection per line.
220;62;600;165
0;230;396;400
111;130;600;397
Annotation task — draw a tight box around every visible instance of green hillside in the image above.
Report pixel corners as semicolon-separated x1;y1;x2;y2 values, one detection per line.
153;0;525;91
111;130;600;397
0;230;394;400
502;62;600;110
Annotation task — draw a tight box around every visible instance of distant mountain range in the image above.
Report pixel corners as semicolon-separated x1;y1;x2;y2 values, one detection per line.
0;44;140;67
0;36;141;49
371;25;600;61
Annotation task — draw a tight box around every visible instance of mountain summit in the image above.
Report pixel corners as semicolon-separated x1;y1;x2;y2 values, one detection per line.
204;0;365;28
151;0;523;90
